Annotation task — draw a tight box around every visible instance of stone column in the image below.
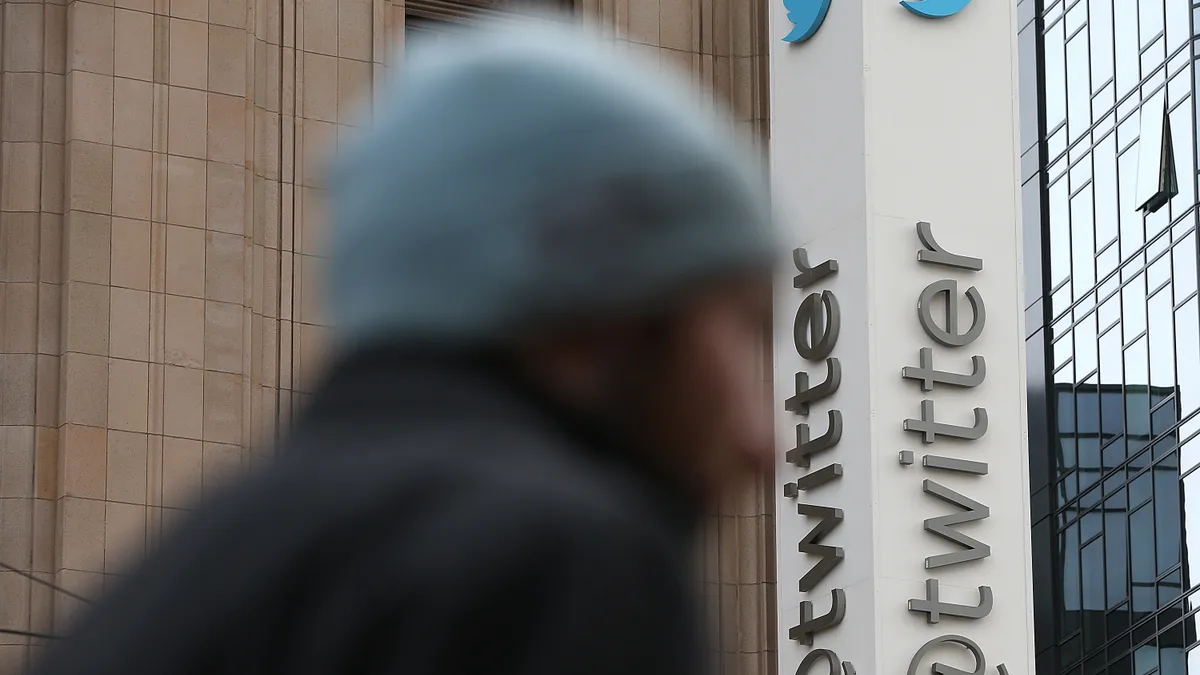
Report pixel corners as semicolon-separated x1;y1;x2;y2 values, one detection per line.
0;0;376;662
0;0;68;668
768;2;1035;674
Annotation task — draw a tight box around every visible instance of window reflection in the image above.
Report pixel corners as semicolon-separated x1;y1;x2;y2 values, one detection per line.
1096;133;1119;245
1068;30;1093;141
1028;0;1197;670
1177;298;1200;421
1149;288;1175;389
1074;184;1098;295
1119;145;1144;255
1142;38;1167;88
1053;384;1189;666
1113;0;1139;97
1124;274;1149;343
1135;91;1177;216
1078;311;1100;377
1100;324;1124;385
1089;0;1114;88
1052;178;1072;286
1046;18;1067;130
1174;233;1198;301
1170;101;1195;210
1066;0;1086;36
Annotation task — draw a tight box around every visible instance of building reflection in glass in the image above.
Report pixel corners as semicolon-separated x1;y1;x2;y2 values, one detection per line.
1020;0;1200;669
1050;383;1195;674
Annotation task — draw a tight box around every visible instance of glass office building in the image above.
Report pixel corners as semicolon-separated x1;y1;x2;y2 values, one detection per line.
1023;0;1200;671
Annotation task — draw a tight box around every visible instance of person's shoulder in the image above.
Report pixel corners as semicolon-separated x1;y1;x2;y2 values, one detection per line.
357;474;677;619
194;414;688;595
499;462;662;542
284;424;650;522
351;438;678;583
434;449;669;547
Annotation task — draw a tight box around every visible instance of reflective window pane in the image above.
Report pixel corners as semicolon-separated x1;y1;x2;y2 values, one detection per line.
1114;0;1139;97
1171;233;1196;300
1176;298;1200;418
1073;184;1098;295
1182;469;1200;595
1052;178;1072;286
1046;19;1068;130
1153;459;1182;576
1169;99;1195;212
1077;311;1100;376
1139;0;1165;48
1107;497;1130;603
1026;2;1198;668
1148;287;1176;389
1089;0;1115;88
1120;145;1145;254
1068;29;1093;141
1125;274;1149;342
1095;133;1119;245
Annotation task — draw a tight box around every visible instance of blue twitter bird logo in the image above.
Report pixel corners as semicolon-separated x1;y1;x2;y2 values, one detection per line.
899;0;971;18
781;0;831;43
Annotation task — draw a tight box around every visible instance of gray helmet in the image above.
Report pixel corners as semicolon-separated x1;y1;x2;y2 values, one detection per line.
329;20;778;349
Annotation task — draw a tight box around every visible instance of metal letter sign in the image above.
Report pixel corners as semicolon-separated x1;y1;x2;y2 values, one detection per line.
921;479;991;568
794;291;840;361
908;579;993;624
902;222;1001;668
787;359;842;415
796;504;844;591
786;248;852;671
906;635;1008;675
790;588;847;645
796;648;857;675
917;279;986;348
904;399;989;444
789;410;844;466
902;348;986;391
782;0;971;44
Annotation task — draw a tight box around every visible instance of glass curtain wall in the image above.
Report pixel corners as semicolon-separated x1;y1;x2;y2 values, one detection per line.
1023;0;1200;673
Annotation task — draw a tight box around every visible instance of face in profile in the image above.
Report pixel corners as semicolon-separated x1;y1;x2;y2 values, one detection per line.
634;278;775;503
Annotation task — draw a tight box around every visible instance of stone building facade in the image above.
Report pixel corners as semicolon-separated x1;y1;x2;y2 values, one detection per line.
0;0;774;671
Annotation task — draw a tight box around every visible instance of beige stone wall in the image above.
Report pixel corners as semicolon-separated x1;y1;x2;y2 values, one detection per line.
0;0;774;670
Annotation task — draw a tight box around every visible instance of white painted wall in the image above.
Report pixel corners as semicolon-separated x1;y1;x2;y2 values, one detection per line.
768;1;1036;673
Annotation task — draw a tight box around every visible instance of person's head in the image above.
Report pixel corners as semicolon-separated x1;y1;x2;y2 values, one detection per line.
511;274;773;503
329;19;780;504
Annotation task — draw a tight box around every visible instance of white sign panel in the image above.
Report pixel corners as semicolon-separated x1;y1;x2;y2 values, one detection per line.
769;1;1037;674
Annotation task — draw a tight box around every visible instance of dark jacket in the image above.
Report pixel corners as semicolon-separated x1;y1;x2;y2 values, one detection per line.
35;350;705;675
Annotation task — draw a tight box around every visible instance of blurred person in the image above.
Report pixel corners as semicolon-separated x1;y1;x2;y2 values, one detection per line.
34;18;778;675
